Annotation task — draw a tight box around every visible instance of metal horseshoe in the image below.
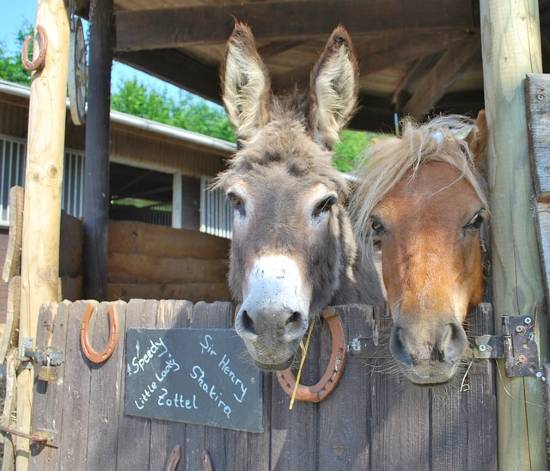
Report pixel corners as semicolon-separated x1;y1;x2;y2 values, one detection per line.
21;25;48;72
80;304;120;364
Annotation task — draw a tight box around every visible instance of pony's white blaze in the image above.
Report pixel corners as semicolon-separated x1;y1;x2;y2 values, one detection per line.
243;255;311;329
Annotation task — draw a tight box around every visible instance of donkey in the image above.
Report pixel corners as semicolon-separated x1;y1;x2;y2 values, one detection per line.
350;112;489;384
217;23;383;370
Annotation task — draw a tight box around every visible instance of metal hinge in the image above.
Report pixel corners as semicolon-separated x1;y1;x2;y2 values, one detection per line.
469;315;542;378
348;314;542;379
19;336;63;366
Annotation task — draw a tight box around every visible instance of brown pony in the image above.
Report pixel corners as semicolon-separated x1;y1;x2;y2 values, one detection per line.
216;23;383;370
351;112;488;384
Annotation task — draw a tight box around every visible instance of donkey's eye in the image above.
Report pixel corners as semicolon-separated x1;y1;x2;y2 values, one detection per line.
370;217;386;235
227;192;244;212
312;195;337;218
464;209;485;231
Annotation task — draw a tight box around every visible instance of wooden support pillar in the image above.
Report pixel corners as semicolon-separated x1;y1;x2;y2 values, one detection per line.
83;0;113;299
480;1;549;470
17;0;69;468
172;173;183;229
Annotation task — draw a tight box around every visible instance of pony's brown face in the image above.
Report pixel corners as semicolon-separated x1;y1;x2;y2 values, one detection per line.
373;162;486;384
219;23;360;370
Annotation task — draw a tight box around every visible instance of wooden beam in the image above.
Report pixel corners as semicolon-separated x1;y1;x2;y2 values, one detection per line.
403;35;480;119
258;40;303;58
83;0;113;299
272;29;471;90
115;49;221;103
359;30;470;76
17;0;70;467
115;0;475;51
480;1;548;470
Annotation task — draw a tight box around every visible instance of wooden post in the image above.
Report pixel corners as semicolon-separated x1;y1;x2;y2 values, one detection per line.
480;1;549;470
172;173;183;229
17;0;69;468
83;0;113;299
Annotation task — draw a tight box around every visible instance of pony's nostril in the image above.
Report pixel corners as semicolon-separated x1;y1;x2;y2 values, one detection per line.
286;311;301;326
438;323;466;362
241;310;256;335
390;327;413;368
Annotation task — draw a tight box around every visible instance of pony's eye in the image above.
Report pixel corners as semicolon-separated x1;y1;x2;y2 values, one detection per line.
227;192;244;211
464;209;485;231
370;217;386;235
313;195;337;218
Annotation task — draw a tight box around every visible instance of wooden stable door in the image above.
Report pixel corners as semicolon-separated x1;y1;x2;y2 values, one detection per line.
29;301;497;470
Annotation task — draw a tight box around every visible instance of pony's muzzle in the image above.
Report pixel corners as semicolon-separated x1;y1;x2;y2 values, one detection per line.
389;320;467;384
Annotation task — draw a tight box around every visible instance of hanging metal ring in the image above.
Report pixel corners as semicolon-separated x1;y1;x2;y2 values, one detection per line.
21;25;48;72
276;307;347;403
80;304;120;364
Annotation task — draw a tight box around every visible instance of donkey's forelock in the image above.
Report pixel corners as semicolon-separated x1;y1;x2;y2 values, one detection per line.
215;97;350;198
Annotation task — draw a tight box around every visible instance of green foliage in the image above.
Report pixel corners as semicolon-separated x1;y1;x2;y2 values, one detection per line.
0;23;33;86
333;130;378;172
111;79;236;142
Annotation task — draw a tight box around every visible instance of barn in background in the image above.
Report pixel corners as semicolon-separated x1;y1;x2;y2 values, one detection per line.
0;79;234;314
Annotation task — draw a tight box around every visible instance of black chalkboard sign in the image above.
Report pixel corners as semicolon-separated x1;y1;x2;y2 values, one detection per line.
124;328;263;433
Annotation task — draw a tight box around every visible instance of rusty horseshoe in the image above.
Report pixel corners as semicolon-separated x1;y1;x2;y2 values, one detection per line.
21;25;48;72
276;307;347;403
80;304;120;364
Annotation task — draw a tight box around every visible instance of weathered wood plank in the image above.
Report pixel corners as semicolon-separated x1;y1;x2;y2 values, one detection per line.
107;253;228;285
29;302;68;470
149;299;193;471
369;325;431;470
115;0;475;51
115;299;158;471
0;277;20;364
58;301;94;469
2;186;23;282
106;282;230;303
270;320;320;471
85;301;127;471
317;305;373;471
108;221;229;260
202;303;233;471
525;74;550;200
183;302;209;470
1;348;18;471
430;304;497;471
536;202;550;315
403;35;480;119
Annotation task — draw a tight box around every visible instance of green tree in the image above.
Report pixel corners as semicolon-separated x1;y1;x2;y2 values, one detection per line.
111;79;236;142
0;23;33;85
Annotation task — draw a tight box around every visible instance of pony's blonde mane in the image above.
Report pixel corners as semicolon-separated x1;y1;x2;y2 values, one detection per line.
350;115;488;242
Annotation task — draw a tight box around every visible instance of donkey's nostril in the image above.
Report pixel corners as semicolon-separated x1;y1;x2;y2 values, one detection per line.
286;312;301;326
241;310;256;335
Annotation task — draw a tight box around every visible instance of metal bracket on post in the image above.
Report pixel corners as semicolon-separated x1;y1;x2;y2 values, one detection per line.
348;313;542;379
471;315;542;378
19;335;64;382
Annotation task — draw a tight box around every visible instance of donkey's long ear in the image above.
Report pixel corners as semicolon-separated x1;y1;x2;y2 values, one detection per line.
221;23;271;140
309;26;359;148
465;110;489;174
